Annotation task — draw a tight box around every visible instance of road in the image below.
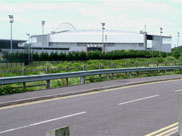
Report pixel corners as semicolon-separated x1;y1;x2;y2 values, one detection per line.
0;79;181;136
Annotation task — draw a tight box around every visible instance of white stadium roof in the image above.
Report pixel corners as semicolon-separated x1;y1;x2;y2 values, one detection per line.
49;30;144;44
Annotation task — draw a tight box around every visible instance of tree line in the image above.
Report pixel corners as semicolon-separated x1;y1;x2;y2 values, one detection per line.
2;50;171;62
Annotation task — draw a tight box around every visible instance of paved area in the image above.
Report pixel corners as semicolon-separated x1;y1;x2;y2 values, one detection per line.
0;75;182;106
0;76;182;135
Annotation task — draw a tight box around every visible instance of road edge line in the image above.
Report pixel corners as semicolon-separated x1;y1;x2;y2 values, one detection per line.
0;77;181;108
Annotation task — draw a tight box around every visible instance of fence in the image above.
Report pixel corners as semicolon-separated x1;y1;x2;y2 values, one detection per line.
0;61;179;76
0;66;182;90
0;61;24;68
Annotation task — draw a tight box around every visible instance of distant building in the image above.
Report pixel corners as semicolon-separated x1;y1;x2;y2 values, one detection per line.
146;34;171;53
0;23;172;55
0;39;26;54
30;23;172;53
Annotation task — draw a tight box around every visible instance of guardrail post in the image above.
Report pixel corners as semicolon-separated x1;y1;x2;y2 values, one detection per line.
174;61;177;73
179;94;182;136
125;62;128;76
165;62;167;66
136;62;138;67
81;65;85;84
147;61;149;67
1;85;4;90
46;67;50;89
46;67;49;74
99;64;102;81
129;72;132;78
80;77;84;84
106;74;109;80
66;66;69;86
112;62;114;79
83;64;86;70
22;68;26;90
147;70;150;76
125;62;127;68
137;71;139;77
156;63;159;75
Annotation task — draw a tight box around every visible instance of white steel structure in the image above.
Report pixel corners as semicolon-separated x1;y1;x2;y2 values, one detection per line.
30;23;172;53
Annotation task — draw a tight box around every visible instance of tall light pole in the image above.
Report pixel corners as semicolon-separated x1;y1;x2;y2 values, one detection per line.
160;27;163;56
177;32;180;49
101;22;105;53
9;15;14;53
41;20;45;35
41;20;45;51
27;34;30;44
105;35;107;54
27;34;31;63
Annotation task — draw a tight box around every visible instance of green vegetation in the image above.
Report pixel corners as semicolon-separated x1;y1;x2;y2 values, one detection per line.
2;50;169;62
0;48;182;95
172;46;182;59
0;56;180;76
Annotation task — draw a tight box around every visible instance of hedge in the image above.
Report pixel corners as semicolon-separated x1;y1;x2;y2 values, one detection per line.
2;50;170;62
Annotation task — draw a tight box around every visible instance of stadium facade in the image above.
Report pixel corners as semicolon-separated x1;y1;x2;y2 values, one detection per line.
0;39;26;55
30;23;172;53
0;23;172;54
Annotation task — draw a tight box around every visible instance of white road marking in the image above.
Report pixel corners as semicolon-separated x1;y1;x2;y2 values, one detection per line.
0;79;179;111
174;89;182;92
0;111;86;134
118;95;159;105
0;82;143;105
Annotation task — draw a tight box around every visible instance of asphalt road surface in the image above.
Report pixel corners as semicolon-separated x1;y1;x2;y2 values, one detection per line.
0;79;182;136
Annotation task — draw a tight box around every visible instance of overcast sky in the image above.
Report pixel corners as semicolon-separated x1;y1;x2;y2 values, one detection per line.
0;0;181;47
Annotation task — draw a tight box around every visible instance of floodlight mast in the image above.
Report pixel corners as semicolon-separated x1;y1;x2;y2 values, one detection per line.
177;32;180;49
41;21;45;51
9;15;14;53
160;27;163;56
27;34;31;63
101;23;105;53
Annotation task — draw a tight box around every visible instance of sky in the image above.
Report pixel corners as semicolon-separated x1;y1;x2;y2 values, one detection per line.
0;0;182;47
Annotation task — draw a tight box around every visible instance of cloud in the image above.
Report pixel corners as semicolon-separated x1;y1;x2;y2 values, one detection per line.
170;0;182;4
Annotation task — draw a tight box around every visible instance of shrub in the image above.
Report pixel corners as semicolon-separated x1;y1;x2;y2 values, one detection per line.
39;52;49;61
2;52;25;62
49;52;59;61
2;50;169;62
172;50;180;59
79;51;87;60
33;52;39;61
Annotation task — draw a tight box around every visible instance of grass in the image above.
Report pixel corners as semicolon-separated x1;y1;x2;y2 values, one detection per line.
0;56;181;95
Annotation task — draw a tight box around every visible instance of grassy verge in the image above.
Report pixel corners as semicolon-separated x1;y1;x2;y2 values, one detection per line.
0;56;181;95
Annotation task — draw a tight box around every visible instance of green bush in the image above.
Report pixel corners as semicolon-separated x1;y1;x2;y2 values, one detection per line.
33;52;39;61
67;52;74;61
59;52;66;61
49;52;59;61
79;51;87;60
87;51;104;60
2;52;25;62
0;86;23;95
2;50;168;62
172;50;180;59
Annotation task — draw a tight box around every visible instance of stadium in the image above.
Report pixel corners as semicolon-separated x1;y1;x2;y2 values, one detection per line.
31;22;172;54
0;22;172;54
